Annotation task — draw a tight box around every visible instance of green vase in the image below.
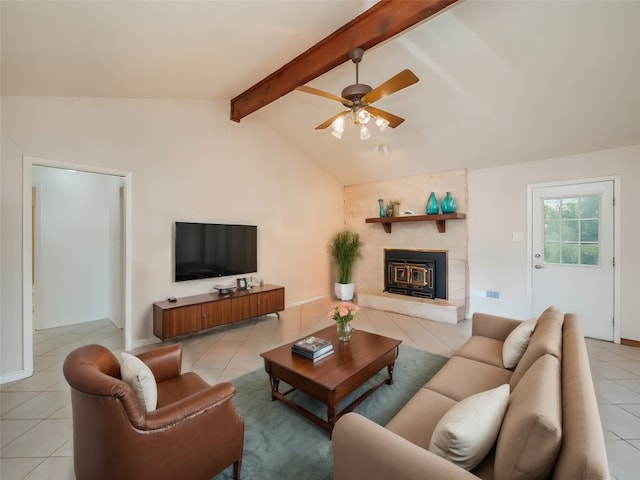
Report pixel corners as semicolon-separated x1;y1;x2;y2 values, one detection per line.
378;199;386;218
441;192;456;214
426;191;439;215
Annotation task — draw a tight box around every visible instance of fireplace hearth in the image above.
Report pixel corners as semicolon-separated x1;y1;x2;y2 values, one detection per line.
384;249;447;300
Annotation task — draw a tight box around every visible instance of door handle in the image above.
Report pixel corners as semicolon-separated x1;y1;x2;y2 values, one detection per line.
534;264;547;269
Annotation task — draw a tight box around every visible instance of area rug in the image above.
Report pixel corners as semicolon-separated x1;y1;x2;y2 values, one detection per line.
213;345;448;480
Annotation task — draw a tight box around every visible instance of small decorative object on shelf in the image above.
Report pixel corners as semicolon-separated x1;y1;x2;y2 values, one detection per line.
378;198;386;217
385;201;394;217
426;191;439;215
214;285;236;296
392;201;400;217
441;192;457;214
329;302;359;342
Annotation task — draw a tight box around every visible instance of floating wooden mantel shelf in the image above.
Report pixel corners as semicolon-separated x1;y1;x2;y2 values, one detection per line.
365;213;466;234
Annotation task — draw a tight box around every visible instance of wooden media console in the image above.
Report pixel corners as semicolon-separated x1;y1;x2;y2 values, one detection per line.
153;284;284;340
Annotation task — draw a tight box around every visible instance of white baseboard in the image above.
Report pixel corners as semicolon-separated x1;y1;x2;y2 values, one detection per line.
131;336;162;350
285;294;329;309
1;369;30;385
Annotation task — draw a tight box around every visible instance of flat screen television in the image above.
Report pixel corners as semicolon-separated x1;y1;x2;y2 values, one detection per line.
174;222;257;282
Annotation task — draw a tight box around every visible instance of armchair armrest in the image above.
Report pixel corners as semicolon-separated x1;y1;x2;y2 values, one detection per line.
333;413;479;480
142;382;237;431
471;312;521;341
137;344;182;382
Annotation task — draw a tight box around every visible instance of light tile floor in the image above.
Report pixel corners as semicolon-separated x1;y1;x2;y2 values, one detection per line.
1;298;639;479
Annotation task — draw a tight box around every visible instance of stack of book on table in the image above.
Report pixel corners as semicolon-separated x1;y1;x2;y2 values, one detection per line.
291;336;334;362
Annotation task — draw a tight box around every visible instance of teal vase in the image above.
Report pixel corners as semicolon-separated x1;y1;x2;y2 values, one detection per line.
378;199;386;218
426;192;439;215
441;192;456;214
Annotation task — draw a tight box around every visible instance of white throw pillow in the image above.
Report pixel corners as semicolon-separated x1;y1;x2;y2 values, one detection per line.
120;352;157;412
502;318;537;369
429;384;510;471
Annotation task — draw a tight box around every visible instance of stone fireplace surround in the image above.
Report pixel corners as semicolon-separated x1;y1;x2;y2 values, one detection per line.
343;170;468;324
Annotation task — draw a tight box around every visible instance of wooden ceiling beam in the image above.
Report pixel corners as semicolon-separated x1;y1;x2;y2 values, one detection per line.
230;0;459;122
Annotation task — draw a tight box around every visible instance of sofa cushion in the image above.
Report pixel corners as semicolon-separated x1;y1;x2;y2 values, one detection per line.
552;314;610;480
495;354;562;480
425;356;513;402
429;384;510;471
455;336;505;368
120;352;157;412
510;306;563;388
502;318;537;369
386;388;457;449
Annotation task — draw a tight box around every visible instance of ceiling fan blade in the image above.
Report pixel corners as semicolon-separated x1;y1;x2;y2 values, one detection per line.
315;111;347;130
362;69;419;105
366;106;405;128
296;85;353;106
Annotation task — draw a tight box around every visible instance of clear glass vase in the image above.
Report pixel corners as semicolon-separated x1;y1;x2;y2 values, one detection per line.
337;321;353;341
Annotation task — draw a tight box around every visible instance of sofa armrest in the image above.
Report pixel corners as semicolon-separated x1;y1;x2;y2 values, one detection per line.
471;312;521;341
142;381;237;431
333;413;479;480
137;343;182;382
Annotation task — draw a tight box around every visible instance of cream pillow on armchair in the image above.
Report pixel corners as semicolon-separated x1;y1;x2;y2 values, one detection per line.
120;352;158;412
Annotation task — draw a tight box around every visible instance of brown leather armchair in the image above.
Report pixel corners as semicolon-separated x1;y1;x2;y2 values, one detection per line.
63;343;244;480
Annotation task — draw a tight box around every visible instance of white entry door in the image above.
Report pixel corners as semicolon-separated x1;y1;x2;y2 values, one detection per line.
531;181;614;340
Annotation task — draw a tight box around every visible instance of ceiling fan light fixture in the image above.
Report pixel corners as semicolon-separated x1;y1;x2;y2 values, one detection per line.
298;48;418;142
359;125;371;140
375;117;389;131
357;109;371;125
374;142;390;155
331;116;344;132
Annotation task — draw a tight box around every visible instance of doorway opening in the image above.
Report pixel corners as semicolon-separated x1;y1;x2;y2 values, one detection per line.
22;156;132;379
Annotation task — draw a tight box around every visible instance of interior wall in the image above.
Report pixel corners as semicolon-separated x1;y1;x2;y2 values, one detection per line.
468;145;640;341
1;96;344;381
32;166;121;329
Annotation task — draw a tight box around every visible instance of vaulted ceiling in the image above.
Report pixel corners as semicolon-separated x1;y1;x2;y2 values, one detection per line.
2;1;639;185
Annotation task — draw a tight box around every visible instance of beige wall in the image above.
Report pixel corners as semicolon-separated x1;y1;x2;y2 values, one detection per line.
468;145;640;341
1;96;344;379
2;95;638;381
344;170;468;303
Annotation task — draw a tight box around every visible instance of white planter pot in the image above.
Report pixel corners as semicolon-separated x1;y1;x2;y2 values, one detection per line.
335;282;355;301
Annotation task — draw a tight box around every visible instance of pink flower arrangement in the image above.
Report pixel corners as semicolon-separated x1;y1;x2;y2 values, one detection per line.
328;302;360;324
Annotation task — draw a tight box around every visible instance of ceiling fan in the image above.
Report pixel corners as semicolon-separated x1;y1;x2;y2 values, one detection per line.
295;47;419;140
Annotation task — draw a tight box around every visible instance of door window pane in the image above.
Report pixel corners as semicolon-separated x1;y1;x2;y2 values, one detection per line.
544;199;561;220
581;245;599;265
561;198;578;219
562;220;579;241
544;243;561;263
580;220;598;242
542;195;600;266
544;221;560;241
561;243;579;264
580;196;599;218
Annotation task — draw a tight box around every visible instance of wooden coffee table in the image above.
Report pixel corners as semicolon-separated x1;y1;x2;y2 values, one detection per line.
260;325;401;434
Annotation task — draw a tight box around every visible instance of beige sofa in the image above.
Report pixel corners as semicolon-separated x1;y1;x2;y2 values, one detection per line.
333;308;610;480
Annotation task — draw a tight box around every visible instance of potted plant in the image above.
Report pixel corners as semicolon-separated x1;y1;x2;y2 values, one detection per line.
329;230;363;301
